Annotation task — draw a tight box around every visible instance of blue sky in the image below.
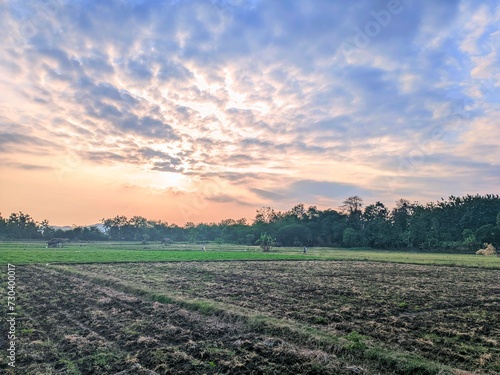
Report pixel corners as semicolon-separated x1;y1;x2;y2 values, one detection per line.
0;0;499;225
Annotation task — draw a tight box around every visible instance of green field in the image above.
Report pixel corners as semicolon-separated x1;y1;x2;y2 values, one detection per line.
0;241;499;268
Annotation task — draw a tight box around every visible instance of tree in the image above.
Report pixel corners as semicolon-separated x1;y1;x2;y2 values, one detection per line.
364;201;388;222
277;224;310;246
288;204;306;221
38;219;55;239
256;233;276;252
141;233;150;244
363;202;391;248
254;207;280;224
391;199;414;248
2;193;499;250
7;212;39;240
342;228;364;247
391;199;412;231
245;233;256;245
0;213;6;239
462;228;477;250
341;196;364;229
475;224;496;244
341;196;364;215
306;205;320;220
102;215;131;240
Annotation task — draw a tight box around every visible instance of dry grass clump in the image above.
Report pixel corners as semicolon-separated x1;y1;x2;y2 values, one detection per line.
475;243;497;256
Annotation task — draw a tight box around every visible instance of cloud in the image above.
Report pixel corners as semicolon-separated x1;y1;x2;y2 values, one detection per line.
0;133;59;153
117;115;181;140
206;194;254;206
126;58;153;81
248;179;376;207
1;160;51;171
289;180;375;200
91;83;137;105
0;0;498;224
151;162;184;173
249;187;287;201
83;151;129;164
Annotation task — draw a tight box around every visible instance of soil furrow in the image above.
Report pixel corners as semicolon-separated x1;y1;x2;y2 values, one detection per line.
12;265;359;374
65;261;500;373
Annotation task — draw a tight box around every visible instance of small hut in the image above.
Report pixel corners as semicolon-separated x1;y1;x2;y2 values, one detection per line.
161;237;173;245
47;238;68;248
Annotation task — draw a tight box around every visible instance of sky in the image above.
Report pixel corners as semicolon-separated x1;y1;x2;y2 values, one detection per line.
0;0;499;226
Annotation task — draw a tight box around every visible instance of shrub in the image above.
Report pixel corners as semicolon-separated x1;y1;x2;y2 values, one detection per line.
255;233;276;252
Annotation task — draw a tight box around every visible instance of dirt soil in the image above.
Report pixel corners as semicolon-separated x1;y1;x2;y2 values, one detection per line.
1;261;499;374
1;264;368;374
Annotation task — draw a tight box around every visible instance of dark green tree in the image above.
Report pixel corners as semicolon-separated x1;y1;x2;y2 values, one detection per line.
7;212;39;240
342;228;364;247
363;202;391;248
341;196;364;230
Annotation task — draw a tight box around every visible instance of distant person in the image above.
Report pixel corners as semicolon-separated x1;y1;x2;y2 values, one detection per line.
303;246;307;254
202;244;206;252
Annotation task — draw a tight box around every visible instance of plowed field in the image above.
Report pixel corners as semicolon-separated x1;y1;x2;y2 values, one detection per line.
1;261;499;374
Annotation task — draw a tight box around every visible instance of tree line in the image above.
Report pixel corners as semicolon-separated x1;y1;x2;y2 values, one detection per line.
1;194;499;252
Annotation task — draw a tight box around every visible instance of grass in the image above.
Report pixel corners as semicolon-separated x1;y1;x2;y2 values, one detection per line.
0;241;308;264
0;241;499;268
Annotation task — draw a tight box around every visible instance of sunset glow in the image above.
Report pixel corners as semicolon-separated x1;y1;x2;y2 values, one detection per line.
0;0;499;225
